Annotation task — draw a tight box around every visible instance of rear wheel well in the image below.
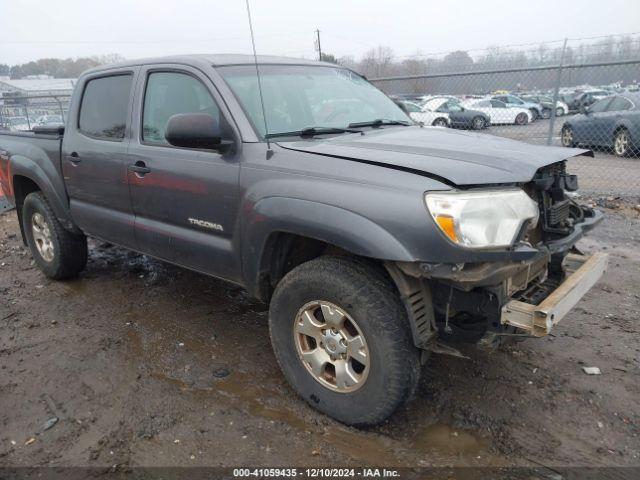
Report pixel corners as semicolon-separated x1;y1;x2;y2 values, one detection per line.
613;125;628;136
12;175;41;244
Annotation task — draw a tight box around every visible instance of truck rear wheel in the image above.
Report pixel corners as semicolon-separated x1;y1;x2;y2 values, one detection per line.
22;192;87;280
269;256;421;426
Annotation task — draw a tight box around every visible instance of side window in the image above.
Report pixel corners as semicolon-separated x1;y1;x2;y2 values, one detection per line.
589;98;611;113
79;74;133;139
142;72;220;144
607;97;633;112
490;100;506;108
404;102;421;113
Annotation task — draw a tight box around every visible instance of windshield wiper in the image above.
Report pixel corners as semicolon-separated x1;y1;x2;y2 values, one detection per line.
265;126;363;139
348;119;412;128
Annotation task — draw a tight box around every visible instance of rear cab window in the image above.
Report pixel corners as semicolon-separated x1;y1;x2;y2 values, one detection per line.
78;74;133;140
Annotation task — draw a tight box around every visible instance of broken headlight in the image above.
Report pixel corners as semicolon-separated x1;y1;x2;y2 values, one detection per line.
425;189;538;248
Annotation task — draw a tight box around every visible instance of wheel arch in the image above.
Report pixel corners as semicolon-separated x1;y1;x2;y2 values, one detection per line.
10;156;80;240
242;197;414;301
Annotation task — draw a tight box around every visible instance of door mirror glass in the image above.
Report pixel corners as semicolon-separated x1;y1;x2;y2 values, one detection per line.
165;113;229;150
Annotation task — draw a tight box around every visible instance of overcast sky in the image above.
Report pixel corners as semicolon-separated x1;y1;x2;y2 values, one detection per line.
2;0;639;65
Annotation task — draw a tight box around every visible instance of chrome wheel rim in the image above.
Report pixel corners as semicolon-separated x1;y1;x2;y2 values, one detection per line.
31;212;55;262
556;107;564;117
562;127;573;146
294;301;370;393
473;118;484;129
516;113;527;125
614;132;629;155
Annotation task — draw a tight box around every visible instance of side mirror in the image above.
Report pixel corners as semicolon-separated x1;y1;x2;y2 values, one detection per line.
165;113;233;151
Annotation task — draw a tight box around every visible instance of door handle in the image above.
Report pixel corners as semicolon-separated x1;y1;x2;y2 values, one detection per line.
67;152;82;164
128;161;151;175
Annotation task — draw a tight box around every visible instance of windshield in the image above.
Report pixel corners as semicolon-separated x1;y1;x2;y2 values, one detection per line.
218;65;410;137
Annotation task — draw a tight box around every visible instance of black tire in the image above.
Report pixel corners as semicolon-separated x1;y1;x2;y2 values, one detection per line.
432;117;448;127
555;106;565;117
269;256;421;426
22;192;87;280
471;116;486;130
541;108;551;119
529;109;539;121
561;125;576;148
515;112;528;125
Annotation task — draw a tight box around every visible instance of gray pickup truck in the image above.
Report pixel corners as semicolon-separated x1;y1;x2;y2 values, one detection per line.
0;55;607;426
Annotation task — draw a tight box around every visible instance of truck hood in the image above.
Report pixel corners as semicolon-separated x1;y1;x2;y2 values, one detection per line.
277;126;592;186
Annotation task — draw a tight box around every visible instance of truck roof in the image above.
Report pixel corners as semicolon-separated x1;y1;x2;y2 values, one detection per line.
83;54;337;75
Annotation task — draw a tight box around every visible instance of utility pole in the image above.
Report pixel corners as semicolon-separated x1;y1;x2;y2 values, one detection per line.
547;37;568;146
315;29;322;61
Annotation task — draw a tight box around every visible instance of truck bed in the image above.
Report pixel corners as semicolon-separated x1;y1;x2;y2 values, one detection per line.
0;127;65;208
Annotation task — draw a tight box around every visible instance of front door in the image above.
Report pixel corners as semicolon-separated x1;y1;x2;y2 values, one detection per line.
127;67;242;282
62;71;137;247
573;97;612;146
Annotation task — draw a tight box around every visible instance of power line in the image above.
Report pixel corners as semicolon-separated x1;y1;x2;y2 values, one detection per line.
2;31;313;45
392;31;640;60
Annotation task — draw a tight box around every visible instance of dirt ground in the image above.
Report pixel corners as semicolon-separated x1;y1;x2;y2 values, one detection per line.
0;200;639;473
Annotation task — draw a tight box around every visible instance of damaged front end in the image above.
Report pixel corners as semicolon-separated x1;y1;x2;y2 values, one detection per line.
388;161;607;354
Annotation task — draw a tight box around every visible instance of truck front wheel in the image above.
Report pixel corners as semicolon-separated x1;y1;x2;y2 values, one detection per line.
269;256;421;426
22;192;87;280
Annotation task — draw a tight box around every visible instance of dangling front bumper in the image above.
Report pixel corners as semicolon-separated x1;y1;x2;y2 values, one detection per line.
501;252;608;337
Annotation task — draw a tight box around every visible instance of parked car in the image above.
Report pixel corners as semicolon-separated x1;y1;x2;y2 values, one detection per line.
401;101;450;127
492;94;544;121
561;93;640;157
6;116;31;131
35;114;64;126
390;93;425;103
567;90;610;113
521;95;569;118
463;99;532;125
422;97;490;129
0;54;606;427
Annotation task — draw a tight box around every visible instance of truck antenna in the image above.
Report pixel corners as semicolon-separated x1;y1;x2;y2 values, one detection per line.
244;0;273;157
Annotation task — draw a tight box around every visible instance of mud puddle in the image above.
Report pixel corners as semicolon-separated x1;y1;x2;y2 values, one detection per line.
123;305;492;466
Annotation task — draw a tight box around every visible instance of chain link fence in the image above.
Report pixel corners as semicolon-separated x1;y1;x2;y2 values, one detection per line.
367;36;640;197
0;94;70;132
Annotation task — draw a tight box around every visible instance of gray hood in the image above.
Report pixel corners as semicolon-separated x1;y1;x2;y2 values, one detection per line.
277;126;592;185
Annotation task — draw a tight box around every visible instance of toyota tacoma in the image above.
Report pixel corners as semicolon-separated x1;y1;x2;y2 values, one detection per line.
0;55;606;426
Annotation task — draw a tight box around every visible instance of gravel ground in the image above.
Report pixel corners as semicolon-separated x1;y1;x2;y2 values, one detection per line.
0;202;639;472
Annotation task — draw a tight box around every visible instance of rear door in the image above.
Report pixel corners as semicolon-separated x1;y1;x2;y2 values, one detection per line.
62;70;137;246
127;65;242;282
599;96;634;146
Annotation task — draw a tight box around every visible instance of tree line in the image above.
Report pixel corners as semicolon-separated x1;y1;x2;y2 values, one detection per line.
0;54;125;79
2;35;638;95
335;35;640;94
